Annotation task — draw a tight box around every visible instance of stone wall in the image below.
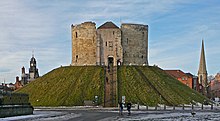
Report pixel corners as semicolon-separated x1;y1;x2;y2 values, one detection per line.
71;21;149;66
97;28;123;66
0;105;33;118
71;22;97;66
121;24;148;65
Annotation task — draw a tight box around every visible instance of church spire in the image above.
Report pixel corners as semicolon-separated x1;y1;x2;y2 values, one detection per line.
198;39;208;96
32;50;34;57
198;40;207;75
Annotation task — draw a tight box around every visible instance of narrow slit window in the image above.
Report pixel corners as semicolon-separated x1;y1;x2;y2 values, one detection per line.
76;55;78;62
75;32;78;38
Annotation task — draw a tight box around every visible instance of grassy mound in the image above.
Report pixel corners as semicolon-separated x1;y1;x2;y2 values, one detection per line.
16;66;104;106
16;66;207;106
117;66;207;106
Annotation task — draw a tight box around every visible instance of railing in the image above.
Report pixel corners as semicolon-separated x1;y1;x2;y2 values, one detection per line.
132;104;218;111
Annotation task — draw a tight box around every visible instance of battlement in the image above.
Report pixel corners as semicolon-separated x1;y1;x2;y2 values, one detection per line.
121;23;148;31
72;21;96;29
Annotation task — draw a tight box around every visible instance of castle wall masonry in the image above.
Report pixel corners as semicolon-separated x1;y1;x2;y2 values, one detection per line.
71;21;148;66
121;24;148;65
71;22;97;66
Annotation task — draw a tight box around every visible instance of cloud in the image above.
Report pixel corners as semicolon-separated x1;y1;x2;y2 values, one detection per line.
0;0;220;83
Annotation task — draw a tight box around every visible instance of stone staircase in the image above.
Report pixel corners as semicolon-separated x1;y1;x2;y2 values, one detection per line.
104;66;117;107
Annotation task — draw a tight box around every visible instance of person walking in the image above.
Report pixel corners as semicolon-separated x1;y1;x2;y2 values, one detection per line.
127;102;132;115
119;102;123;115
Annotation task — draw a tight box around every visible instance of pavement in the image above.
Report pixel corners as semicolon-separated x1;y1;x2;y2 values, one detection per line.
1;106;220;121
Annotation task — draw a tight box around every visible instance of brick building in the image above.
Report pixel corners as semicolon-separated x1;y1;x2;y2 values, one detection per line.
210;73;220;98
165;70;193;89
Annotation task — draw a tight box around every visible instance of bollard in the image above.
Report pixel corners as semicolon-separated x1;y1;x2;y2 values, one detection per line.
146;105;148;110
137;103;139;110
201;104;203;110
192;104;194;110
182;104;184;110
164;105;166;110
173;105;175;110
211;104;213;110
155;106;157;110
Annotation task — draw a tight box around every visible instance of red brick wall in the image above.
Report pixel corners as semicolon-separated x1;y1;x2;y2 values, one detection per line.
177;76;193;89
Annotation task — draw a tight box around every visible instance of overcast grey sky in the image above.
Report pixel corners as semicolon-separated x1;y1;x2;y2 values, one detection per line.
0;0;220;83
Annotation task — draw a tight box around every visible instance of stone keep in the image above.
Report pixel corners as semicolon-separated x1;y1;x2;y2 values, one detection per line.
71;22;97;65
121;24;148;65
71;21;148;66
97;22;123;66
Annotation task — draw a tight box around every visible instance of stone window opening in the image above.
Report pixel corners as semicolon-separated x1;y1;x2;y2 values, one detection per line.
106;42;107;46
141;55;144;59
200;75;202;83
75;32;78;38
76;55;78;62
127;38;128;44
109;41;113;51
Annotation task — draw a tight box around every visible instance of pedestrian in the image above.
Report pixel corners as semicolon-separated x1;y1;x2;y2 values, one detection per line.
119;102;123;115
127;102;132;115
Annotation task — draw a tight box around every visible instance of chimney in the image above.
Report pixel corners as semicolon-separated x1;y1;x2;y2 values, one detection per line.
22;66;25;74
16;76;19;82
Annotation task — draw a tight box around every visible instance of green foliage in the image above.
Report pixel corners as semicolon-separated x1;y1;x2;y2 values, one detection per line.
16;66;104;106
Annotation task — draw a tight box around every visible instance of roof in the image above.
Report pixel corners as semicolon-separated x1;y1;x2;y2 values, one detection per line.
185;73;193;77
165;70;187;78
98;21;119;29
31;57;36;62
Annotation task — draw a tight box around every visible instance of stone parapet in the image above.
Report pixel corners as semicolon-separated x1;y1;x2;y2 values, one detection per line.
0;105;33;118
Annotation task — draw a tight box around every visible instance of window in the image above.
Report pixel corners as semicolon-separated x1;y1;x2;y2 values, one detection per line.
127;38;128;44
141;55;144;58
106;42;107;46
109;41;113;51
76;55;78;62
109;41;113;47
75;32;78;38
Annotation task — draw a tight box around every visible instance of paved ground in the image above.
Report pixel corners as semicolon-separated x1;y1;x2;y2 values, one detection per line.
1;107;220;121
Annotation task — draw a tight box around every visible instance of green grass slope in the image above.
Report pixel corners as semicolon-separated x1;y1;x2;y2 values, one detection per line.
16;66;104;106
118;66;207;106
16;65;207;106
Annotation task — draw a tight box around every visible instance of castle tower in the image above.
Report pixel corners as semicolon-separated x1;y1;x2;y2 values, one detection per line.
71;22;97;66
97;22;123;66
121;23;148;65
29;54;39;80
198;40;208;96
21;66;28;85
